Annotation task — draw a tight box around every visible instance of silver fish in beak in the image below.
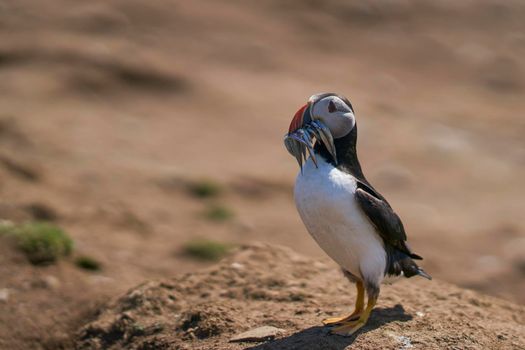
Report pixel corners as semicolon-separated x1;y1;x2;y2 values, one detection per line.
284;102;337;171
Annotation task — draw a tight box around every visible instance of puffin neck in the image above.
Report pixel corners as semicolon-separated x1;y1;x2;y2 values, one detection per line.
314;125;369;184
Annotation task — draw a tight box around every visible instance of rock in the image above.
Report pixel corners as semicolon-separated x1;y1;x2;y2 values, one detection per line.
230;262;244;270
0;288;9;302
74;244;525;350
31;275;61;290
42;275;61;290
229;326;284;343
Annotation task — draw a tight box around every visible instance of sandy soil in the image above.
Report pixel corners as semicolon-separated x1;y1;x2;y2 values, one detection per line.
75;244;525;350
0;0;524;349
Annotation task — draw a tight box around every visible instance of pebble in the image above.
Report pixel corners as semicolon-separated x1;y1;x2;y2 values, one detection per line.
30;275;61;290
386;332;413;349
398;335;414;349
231;262;244;270
43;275;61;290
230;326;284;343
0;288;9;302
313;261;327;269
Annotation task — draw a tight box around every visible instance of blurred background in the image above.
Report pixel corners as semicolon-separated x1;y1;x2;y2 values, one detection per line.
0;0;524;348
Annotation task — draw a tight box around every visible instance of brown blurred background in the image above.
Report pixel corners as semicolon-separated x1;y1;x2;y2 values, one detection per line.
0;1;524;348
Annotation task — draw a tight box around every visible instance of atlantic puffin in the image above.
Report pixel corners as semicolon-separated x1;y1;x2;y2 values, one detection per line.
284;93;431;336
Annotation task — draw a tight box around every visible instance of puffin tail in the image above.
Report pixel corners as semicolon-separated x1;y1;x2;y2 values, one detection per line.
409;252;423;260
416;267;432;280
396;255;432;280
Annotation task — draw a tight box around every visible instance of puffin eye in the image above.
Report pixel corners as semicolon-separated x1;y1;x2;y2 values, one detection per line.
328;100;337;113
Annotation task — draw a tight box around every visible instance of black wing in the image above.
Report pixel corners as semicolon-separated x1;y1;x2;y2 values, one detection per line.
354;181;422;260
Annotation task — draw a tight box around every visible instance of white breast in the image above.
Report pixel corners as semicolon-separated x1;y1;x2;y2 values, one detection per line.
294;156;387;284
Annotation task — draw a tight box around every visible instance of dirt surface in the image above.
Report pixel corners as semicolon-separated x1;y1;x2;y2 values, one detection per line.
1;1;525;349
75;244;525;350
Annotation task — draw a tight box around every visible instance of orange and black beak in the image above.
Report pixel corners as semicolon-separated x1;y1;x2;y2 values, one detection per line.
284;102;337;171
288;103;312;134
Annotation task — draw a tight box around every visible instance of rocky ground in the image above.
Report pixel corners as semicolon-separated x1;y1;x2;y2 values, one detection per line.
75;244;525;350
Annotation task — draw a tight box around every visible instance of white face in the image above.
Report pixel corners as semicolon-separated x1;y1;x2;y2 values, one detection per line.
311;96;355;139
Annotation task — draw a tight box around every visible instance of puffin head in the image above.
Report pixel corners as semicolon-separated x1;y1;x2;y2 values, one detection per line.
284;93;355;169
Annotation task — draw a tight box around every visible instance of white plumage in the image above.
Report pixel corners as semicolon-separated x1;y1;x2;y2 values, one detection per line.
294;156;387;286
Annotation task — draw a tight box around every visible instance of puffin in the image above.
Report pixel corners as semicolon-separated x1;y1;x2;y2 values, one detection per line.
284;93;431;336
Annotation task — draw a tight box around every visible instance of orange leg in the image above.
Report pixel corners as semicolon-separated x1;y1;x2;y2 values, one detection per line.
323;280;365;326
330;293;377;336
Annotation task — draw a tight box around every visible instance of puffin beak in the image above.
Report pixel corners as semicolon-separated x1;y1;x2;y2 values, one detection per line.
284;102;337;171
289;104;309;134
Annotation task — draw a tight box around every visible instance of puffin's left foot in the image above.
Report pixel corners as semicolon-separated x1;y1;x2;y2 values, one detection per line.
330;295;376;337
324;280;365;326
330;319;366;336
322;312;361;326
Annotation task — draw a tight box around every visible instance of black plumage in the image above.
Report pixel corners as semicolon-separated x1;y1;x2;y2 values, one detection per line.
311;94;430;281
